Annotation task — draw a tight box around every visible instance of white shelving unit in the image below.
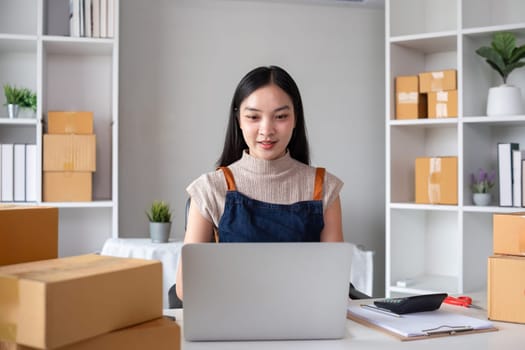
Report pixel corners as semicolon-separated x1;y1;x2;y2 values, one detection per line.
0;0;119;256
386;0;525;297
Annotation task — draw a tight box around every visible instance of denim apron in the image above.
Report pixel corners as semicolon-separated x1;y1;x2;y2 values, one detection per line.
216;167;325;242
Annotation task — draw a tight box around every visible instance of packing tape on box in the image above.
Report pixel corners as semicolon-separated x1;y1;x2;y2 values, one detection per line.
398;92;418;104
0;277;19;342
431;72;445;91
435;103;448;118
428;158;441;204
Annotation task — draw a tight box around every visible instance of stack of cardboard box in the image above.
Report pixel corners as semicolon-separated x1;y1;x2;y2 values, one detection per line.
0;206;58;267
395;69;457;119
0;254;181;349
43;112;96;202
488;213;525;324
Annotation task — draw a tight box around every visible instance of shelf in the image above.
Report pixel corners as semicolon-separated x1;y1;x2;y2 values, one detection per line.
462;23;525;37
390;31;457;53
390;202;458;211
0;118;38;126
462;115;525;126
389;274;459;295
389;118;458;127
40;201;114;208
463;205;525;213
43;36;114;56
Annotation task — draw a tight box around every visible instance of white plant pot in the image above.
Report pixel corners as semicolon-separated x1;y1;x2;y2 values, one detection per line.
486;84;524;116
473;193;491;206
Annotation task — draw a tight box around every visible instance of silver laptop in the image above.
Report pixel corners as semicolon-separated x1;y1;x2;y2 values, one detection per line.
182;242;352;341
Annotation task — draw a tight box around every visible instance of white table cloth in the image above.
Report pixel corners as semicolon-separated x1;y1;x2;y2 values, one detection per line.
101;238;183;308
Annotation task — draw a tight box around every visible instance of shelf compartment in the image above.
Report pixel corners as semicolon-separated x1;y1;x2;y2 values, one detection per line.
463;123;525;206
0;0;38;36
462;0;525;30
389;209;460;295
462;212;493;293
390;124;457;203
0;124;37;144
43;50;114;202
0;38;37;113
462;28;525;117
389;0;457;37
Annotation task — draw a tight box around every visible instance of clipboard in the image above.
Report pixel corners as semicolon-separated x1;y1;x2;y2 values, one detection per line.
347;303;498;341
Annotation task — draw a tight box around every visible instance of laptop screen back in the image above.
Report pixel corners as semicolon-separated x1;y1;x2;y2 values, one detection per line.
182;242;352;341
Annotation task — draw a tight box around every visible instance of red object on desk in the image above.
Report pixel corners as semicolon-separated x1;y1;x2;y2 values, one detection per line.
444;296;482;309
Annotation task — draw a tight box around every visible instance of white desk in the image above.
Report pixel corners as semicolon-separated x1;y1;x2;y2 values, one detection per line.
164;300;525;349
101;238;183;308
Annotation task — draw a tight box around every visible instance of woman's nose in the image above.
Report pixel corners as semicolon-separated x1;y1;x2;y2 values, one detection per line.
259;117;275;136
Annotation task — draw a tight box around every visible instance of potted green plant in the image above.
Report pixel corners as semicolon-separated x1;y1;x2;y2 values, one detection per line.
20;87;37;115
146;200;172;243
3;84;37;118
3;84;24;118
475;31;525;116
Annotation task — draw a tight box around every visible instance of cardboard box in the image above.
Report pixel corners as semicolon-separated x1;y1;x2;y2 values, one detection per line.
488;255;525;324
395;75;427;119
493;213;525;256
0;254;163;349
428;90;458;118
0;317;180;350
419;69;457;93
0;206;58;266
43;172;92;202
415;157;458;204
47;111;94;135
43;134;96;172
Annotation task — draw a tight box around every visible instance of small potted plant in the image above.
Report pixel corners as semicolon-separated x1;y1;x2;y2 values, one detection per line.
3;83;24;118
475;31;525;116
470;168;496;206
3;84;37;118
146;200;172;243
20;87;37;117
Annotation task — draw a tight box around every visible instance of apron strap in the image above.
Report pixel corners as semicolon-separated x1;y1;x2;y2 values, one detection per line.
313;167;325;201
218;166;237;191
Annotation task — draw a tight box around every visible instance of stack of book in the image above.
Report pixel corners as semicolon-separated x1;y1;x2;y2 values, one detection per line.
0;143;37;202
497;142;525;207
70;0;114;38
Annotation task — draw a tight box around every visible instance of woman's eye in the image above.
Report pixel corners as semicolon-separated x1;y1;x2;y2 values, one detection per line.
276;114;288;120
245;115;259;120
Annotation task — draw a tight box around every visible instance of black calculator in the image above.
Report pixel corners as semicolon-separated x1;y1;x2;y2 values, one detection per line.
374;293;448;315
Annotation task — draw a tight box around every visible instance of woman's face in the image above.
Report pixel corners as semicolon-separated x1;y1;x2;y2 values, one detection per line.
238;84;295;161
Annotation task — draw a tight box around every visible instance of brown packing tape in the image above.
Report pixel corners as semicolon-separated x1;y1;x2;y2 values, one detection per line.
428;158;441;204
0;276;19;342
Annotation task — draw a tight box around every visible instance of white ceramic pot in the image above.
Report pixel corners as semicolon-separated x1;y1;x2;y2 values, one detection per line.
473;193;491;206
486;84;524;116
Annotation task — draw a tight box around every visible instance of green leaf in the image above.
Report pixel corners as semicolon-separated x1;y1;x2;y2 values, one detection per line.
492;32;515;61
509;45;525;63
476;46;506;73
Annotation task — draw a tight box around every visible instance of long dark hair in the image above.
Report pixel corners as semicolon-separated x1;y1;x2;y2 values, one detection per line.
217;65;310;167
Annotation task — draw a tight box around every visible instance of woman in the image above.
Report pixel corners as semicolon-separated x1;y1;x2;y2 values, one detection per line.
175;66;344;300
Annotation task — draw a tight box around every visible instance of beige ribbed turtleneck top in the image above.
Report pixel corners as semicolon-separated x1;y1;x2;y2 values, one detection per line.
186;151;344;228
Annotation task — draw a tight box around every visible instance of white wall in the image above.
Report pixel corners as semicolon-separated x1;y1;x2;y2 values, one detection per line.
119;0;386;296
